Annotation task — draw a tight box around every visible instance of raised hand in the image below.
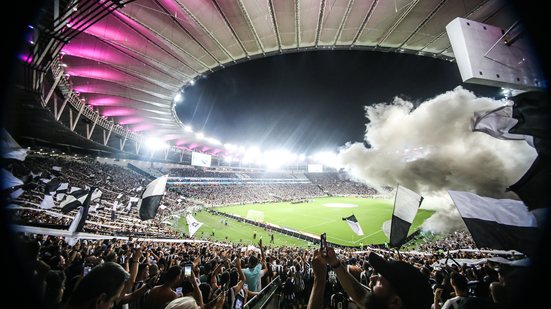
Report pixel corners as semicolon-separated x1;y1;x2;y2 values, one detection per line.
318;247;339;267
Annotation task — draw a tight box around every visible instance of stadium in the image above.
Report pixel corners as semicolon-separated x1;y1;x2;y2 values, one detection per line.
1;1;548;309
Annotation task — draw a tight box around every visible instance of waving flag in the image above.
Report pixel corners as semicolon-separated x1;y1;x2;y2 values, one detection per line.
68;188;99;234
186;213;203;237
61;188;102;214
138;175;168;220
473;91;550;155
449;190;540;255
390;185;423;248
40;177;62;209
508;154;551;211
342;214;364;236
1;168;25;199
55;182;69;201
60;189;89;213
472;105;534;145
1;129;27;161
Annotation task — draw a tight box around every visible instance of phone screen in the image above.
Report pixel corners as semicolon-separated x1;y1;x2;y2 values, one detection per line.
83;266;92;276
234;294;244;309
320;233;327;254
184;264;192;277
175;287;183;295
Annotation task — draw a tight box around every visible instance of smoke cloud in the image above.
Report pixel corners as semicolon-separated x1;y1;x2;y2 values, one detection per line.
338;87;537;233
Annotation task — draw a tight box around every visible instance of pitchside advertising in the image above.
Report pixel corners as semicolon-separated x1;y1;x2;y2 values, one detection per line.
191;151;212;167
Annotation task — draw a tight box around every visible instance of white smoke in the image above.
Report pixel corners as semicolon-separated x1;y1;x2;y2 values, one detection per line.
338;87;537;233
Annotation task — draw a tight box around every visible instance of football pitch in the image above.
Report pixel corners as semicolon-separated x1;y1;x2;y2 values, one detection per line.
175;196;433;248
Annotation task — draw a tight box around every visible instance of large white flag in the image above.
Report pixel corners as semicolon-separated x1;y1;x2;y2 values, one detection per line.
472;105;534;147
186;213;203;237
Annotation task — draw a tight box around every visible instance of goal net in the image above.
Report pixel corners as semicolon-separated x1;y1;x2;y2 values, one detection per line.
246;210;264;223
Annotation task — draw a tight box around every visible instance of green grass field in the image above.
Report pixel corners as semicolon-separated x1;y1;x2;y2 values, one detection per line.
174;197;433;248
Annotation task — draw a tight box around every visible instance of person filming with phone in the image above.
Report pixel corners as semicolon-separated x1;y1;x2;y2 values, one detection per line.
309;244;433;309
143;266;185;309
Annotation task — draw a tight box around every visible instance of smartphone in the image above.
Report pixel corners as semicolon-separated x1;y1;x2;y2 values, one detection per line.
184;263;192;277
175;287;183;295
83;266;92;277
320;233;327;255
234;294;244;309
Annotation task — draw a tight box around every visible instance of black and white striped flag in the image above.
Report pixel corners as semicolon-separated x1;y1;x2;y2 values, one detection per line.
449;190;540;255
138;175;168;220
67;188;100;233
390;185;423;248
61;187;102;214
60;189;88;214
66;188;100;245
39;178;62;209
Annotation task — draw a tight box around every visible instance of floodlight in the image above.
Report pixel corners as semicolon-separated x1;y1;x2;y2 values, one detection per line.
174;92;183;103
144;137;168;151
207;138;221;145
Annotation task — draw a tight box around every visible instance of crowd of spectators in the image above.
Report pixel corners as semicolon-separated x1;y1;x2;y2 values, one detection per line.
3;150;536;308
173;183;324;206
305;172;378;196
13;230;529;309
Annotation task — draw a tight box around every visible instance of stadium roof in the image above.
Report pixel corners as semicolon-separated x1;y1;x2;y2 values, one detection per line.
16;0;520;157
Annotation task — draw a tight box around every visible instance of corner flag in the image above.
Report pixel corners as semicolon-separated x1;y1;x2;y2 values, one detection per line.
342;214;364;236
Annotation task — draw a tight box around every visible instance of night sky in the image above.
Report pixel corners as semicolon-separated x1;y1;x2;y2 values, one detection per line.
175;51;500;155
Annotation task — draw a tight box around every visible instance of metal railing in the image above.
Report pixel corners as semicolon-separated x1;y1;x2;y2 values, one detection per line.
244;276;281;309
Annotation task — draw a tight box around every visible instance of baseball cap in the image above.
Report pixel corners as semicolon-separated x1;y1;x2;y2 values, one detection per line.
368;252;433;309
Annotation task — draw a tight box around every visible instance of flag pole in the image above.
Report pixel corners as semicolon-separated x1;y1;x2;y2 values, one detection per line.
445;249;461;268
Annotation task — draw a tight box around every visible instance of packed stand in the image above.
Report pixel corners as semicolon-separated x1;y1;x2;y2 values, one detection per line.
305;172;378;196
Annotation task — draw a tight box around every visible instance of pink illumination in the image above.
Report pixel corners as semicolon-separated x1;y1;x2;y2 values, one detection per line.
211;149;222;155
66;65;164;92
62;30;186;83
131;124;153;132
175;139;187;146
101;108;135;117
188;144;198;150
118;117;143;125
67;67;119;80
18;53;33;63
106;9;192;70
162;134;180;141
85;18;130;42
88;97;123;106
83;25;181;71
202;146;210;152
88;13;168;60
61;35;129;63
73;86;91;93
